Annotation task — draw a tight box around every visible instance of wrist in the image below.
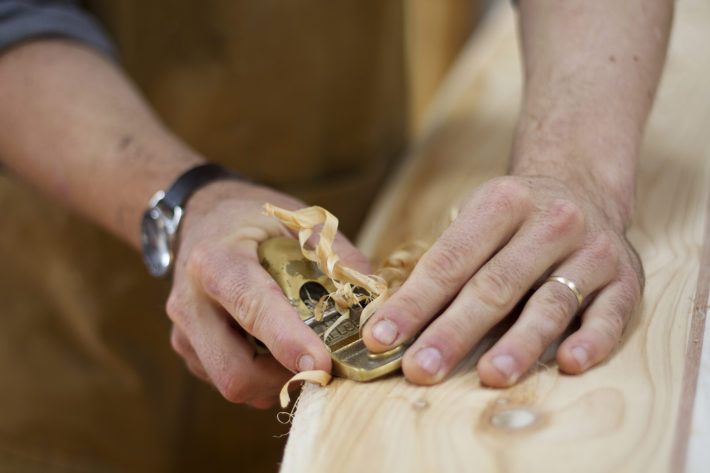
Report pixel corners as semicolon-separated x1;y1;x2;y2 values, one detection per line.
139;163;246;277
510;76;646;231
510;141;637;230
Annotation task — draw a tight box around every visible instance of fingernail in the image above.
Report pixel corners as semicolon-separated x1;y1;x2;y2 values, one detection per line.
415;347;442;376
571;346;589;370
297;354;315;372
372;319;398;346
492;354;519;384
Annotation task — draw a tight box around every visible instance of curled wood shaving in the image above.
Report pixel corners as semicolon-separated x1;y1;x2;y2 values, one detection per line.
280;370;332;408
265;203;429;408
263;204;389;328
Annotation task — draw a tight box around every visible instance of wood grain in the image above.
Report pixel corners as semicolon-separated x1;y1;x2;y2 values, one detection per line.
672;190;710;473
280;1;710;471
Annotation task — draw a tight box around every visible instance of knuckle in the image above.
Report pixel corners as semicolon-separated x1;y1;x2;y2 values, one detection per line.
231;288;264;335
526;292;575;349
585;232;618;267
219;374;250;404
391;289;431;324
200;266;226;301
184;243;211;280
545;199;584;237
471;268;517;312
229;269;286;338
184;244;235;299
595;311;625;340
423;245;468;289
229;278;278;340
266;327;293;358
165;292;186;324
169;328;185;354
484;178;529;213
489;178;528;202
537;298;573;334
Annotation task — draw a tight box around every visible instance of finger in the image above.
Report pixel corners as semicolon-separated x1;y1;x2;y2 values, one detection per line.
169;293;293;403
363;179;533;351
170;325;210;382
476;237;618;386
557;275;641;374
187;242;332;374
400;200;584;384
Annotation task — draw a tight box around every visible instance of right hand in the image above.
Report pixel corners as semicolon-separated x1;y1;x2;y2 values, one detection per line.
165;180;370;408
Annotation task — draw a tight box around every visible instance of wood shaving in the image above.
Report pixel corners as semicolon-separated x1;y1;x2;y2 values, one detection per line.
280;370;332;408
263;204;389;328
265;203;430;408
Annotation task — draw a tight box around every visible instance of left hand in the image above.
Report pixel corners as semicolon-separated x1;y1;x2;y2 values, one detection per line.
165;180;370;408
362;174;643;387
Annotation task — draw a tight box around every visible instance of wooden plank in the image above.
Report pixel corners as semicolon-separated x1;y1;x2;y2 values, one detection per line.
687;287;710;471
678;194;710;472
280;0;710;471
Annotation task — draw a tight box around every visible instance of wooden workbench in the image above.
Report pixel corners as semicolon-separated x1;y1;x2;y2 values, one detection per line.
280;0;710;471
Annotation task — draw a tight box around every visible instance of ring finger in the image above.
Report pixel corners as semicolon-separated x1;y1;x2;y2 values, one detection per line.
476;242;618;387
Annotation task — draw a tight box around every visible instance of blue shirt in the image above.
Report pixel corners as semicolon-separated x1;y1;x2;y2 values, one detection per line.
0;0;115;58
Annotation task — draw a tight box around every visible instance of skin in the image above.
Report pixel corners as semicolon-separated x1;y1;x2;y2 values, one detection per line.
362;0;674;387
0;0;673;406
0;40;368;408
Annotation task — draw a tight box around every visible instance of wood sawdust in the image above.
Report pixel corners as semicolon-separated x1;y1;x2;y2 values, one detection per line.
264;203;429;407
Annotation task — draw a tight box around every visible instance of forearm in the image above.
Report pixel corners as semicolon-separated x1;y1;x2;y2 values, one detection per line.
512;0;673;227
0;39;204;247
0;38;356;401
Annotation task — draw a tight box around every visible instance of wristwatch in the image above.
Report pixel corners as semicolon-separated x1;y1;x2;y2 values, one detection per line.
140;163;243;277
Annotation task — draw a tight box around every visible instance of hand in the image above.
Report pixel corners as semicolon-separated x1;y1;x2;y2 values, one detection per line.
166;180;370;408
362;175;643;387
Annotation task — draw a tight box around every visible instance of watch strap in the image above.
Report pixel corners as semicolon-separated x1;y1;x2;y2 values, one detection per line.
162;163;243;210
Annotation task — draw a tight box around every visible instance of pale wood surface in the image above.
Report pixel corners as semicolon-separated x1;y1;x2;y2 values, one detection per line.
688;287;710;473
280;1;710;472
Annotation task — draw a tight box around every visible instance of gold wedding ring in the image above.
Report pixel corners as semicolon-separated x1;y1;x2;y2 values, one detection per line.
546;276;584;307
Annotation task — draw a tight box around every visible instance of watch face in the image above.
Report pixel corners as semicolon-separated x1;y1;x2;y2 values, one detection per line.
141;207;172;277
